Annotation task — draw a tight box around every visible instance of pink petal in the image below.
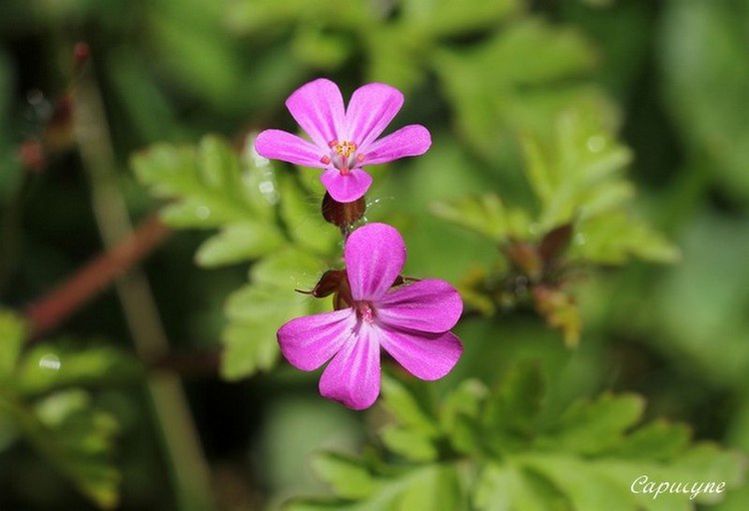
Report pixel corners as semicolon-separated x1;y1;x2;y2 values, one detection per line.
363;125;432;165
379;328;462;381
376;279;463;333
345;83;404;151
277;309;356;371
254;129;325;168
319;325;381;410
320;168;373;203
344;223;406;301
286;78;345;150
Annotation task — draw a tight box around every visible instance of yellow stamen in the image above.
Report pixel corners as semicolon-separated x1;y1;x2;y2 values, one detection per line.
332;141;357;159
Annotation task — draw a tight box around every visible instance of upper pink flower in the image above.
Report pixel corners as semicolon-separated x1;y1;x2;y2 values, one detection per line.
254;79;432;203
277;223;463;410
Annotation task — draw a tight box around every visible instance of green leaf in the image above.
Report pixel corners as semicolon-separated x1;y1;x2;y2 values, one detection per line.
606;420;691;461
439;379;487;453
407;0;523;38
541;393;645;456
380;425;438;462
195;221;285;267
378;377;440;461
293;362;746;510
431;194;511;241
395;464;462;511
14;342;141;397
311;452;377;499
474;463;563;511
220;248;330;379
381;376;438;436
294;463;463;511
572;211;680;264
221;317;283;379
250;246;330;290
33;391;120;508
483;362;545;453
0;389;120;508
0;310;26;380
525;109;633;229
132;135;277;230
277;172;339;256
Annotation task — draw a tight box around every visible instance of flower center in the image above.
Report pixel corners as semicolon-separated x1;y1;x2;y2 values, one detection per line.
320;140;365;175
333;140;356;159
354;301;376;323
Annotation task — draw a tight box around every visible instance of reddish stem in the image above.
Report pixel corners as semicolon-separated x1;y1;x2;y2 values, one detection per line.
25;215;171;338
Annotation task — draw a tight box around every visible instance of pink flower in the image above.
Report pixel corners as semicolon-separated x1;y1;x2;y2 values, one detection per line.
277;223;463;410
254;79;432;203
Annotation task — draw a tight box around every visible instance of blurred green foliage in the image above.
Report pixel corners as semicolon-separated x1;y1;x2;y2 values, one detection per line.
0;311;139;508
0;0;748;509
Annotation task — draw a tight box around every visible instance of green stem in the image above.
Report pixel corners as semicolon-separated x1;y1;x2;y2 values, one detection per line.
72;74;215;510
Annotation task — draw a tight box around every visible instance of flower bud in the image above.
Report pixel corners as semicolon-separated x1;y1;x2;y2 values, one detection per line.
538;223;572;266
321;192;366;233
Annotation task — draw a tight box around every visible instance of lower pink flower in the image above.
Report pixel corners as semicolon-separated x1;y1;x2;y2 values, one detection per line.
277;223;464;410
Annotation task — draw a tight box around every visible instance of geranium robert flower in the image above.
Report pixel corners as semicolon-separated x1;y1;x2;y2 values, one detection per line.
277;223;463;410
254;78;432;203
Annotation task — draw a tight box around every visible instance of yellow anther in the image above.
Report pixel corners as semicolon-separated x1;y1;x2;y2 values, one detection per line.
332;141;357;159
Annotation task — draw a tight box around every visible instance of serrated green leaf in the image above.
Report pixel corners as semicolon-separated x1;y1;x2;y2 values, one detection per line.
221;248;331;379
251;246;330;290
483;362;545;453
431;194;509;241
474;463;563;511
132;143;199;198
311;452;377;499
409;0;523;38
293;363;746;510
531;109;633;229
380;425;438;462
277;172;339;255
573;212;680;265
541;393;645;456
521;444;746;511
607;420;691;461
519;454;636;511
380;376;438;436
440;379;487;434
395;464;462;511
133;135;275;230
195;221;285;267
220;319;281;380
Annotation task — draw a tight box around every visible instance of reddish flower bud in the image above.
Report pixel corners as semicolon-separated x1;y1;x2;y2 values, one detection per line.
321;192;366;232
538;223;572;266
